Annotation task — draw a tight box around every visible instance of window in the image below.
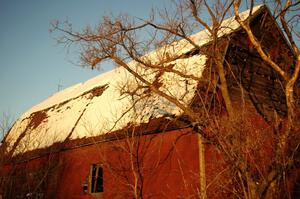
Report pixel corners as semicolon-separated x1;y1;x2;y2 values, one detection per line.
90;164;103;193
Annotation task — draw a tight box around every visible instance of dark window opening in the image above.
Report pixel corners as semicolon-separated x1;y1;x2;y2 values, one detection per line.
90;164;103;193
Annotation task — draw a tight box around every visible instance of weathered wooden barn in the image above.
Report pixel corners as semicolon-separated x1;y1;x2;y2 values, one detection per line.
0;5;298;199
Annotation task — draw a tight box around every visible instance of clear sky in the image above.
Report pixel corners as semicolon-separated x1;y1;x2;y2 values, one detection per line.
0;0;167;120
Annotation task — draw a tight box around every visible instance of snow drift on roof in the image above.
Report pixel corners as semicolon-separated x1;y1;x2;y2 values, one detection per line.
4;5;264;154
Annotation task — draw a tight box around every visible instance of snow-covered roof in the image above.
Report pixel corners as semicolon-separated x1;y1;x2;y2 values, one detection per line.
4;5;264;154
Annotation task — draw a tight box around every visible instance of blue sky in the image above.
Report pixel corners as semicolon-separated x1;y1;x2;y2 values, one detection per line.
0;0;167;120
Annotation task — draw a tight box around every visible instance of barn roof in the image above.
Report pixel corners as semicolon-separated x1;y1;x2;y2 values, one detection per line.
4;5;265;155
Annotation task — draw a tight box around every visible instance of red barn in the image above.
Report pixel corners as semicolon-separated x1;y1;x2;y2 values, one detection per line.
1;5;299;199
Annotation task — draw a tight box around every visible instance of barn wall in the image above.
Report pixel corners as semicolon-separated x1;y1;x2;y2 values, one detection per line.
0;153;60;198
1;126;242;199
0;128;204;199
52;128;200;199
225;10;295;120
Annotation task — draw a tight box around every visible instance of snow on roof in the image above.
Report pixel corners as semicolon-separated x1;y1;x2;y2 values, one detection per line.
5;5;264;154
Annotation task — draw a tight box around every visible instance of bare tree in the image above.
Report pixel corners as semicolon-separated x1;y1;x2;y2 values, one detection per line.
0;111;13;142
231;1;300;198
0;112;62;199
52;0;300;198
78;90;202;198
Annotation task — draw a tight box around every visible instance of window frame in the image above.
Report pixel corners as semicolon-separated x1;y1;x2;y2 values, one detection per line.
89;164;104;195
